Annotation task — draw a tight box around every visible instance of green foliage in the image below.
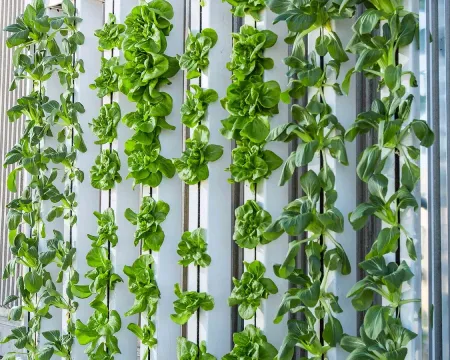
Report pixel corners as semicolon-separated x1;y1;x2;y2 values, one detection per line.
177;228;211;267
228;260;278;320
227;143;282;190
94;13;125;51
173;125;223;185
178;28;218;79
90;56;120;98
75;302;121;358
125;196;170;252
176;337;216;360
222;0;266;20
128;322;157;357
89;102;121;145
122;101;175;133
171;284;214;325
227;25;277;81
90;149;122;190
181;85;218;128
233;200;272;249
88;208;119;247
220;76;281;144
223;324;277;360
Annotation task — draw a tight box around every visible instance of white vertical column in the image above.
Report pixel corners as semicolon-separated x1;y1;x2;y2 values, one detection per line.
254;8;289;348
151;0;184;358
400;0;422;357
71;0;103;358
110;0;141;359
324;20;358;359
198;1;233;357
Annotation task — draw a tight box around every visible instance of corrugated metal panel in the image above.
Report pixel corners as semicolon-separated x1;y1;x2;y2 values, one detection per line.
0;0;25;309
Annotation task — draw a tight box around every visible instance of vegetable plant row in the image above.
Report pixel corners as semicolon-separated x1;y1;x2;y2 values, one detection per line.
1;0;433;359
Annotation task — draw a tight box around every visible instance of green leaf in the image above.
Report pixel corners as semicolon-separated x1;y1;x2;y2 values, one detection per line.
295;140;319;167
363;305;390;340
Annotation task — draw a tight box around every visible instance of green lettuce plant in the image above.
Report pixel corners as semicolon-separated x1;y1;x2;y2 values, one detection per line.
227;143;282;190
223;324;277;360
171;284;214;325
90;56;120;98
180;85;218;128
90;149;122;190
223;0;266;20
177;228;211;267
94;13;125;51
178;28;218;79
89;102;121;145
227;25;277;81
88;208;118;247
122;101;175;134
176;337;216;360
228;260;278;320
233;200;272;249
172;125;223;185
124;196;170;252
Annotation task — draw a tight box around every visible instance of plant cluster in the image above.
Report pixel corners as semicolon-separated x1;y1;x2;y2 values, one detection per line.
90;149;122;190
177;228;211;267
94;13;125;51
181;85;218;128
221;24;282;190
171;283;214;325
228;260;278;320
89;102;121;145
176;337;216;360
1;0;86;358
222;0;266;20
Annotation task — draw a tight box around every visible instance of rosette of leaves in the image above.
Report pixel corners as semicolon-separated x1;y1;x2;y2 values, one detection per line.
125;131;175;188
233;200;272;249
223;324;277;360
227;142;282;190
90;56;120;98
122;100;175;135
94;13;125;51
341;312;417;359
173;125;223;185
221;76;281;144
267;101;348;186
178;28;218;79
228;260;278;320
223;0;266;20
75;301;121;358
177;228;211;267
123;254;160;317
181;85;218;128
89;102;121;145
124;196;170;251
90;149;122;190
128;321;157;357
122;0;174;57
265;0;354;60
170;283;214;325
227;25;277;81
177;337;216;360
87;208;118;247
116;49;180;104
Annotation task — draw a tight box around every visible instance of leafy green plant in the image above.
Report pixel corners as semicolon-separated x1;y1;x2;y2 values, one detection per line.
171;284;214;325
75;302;121;358
88;208;119;247
90;149;122;190
128;322;157;357
178;28;218;79
228;260;278;320
94;13;125;51
223;0;265;20
90;56;120;98
125;196;170;252
180;85;218;128
173;125;223;185
177;228;211;267
122;101;175;134
223;324;277;360
220;76;281;144
227;25;277;81
227;143;282;191
233;200;272;249
176;337;216;360
89;102;121;145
